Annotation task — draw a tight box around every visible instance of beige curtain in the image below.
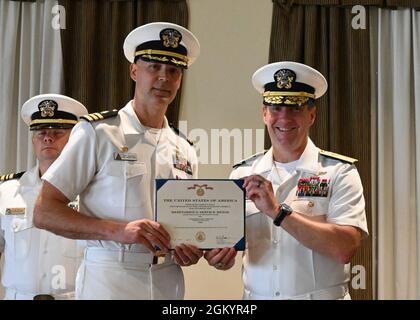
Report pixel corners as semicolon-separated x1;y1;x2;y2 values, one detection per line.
371;7;420;299
0;0;64;173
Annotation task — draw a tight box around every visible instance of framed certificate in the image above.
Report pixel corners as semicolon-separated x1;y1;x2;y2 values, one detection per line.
155;179;245;250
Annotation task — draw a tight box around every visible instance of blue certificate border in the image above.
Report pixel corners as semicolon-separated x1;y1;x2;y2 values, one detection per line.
155;179;245;251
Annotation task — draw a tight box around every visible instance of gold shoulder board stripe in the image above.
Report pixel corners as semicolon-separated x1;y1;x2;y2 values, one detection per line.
81;109;119;123
81;114;93;121
95;113;104;119
319;150;358;164
0;171;25;182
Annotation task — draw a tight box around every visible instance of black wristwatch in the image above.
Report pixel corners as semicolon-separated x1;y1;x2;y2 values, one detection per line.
273;203;293;227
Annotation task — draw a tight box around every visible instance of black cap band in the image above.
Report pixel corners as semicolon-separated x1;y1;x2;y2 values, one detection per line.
263;82;315;106
30;110;78;130
134;41;188;68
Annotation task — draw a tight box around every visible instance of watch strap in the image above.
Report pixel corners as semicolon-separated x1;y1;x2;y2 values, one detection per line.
273;203;292;226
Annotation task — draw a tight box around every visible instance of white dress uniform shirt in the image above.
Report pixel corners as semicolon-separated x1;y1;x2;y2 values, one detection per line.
230;138;368;300
0;165;83;300
42;101;198;300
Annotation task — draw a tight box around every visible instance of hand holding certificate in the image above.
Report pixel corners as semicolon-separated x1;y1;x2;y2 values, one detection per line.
155;179;245;250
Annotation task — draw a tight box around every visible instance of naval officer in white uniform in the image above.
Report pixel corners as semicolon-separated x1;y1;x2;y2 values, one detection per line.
205;62;368;300
0;94;87;299
33;22;203;300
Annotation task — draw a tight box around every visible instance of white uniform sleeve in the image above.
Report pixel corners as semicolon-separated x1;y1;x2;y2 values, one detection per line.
190;146;199;179
327;164;369;235
0;185;5;252
0;229;4;253
229;166;249;180
42;121;97;202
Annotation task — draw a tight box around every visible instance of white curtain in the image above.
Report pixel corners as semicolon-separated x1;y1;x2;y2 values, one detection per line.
371;7;420;299
0;0;64;174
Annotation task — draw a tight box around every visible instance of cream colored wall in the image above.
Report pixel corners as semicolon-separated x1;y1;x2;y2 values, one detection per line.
181;0;272;299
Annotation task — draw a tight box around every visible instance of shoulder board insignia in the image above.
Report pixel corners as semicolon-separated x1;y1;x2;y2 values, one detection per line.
0;171;25;182
170;123;193;146
81;109;119;122
319;150;358;164
233;150;267;169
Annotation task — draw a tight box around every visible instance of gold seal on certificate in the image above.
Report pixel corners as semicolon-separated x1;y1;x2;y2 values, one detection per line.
195;231;206;242
155;179;245;250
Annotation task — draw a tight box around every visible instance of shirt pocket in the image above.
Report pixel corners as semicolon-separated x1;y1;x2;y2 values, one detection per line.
0;214;15;252
105;161;146;178
125;162;147;208
9;216;34;260
126;162;147;178
60;235;84;259
245;200;270;249
290;198;328;217
101;161;148;218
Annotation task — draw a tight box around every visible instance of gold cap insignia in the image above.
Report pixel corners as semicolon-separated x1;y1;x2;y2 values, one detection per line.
38;100;58;118
160;28;182;48
274;69;296;89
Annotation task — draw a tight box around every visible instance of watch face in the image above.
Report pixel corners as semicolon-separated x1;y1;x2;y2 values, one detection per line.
282;203;293;215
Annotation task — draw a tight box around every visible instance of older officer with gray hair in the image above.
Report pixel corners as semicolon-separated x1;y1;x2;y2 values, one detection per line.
0;94;87;299
205;61;368;300
33;22;202;300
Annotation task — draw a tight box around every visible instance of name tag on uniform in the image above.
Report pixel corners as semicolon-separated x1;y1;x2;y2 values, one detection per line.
5;207;26;215
114;146;137;162
114;152;137;161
